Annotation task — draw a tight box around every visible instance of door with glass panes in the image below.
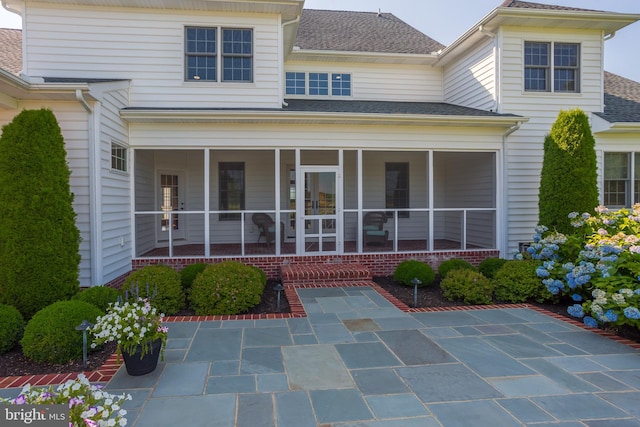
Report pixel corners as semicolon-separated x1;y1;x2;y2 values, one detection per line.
298;166;340;254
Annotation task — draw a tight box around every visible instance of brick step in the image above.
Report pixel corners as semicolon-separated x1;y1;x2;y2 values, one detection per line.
281;263;372;286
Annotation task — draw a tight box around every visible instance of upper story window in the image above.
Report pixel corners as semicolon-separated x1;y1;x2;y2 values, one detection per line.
185;27;253;83
524;41;580;93
285;72;352;97
309;73;329;95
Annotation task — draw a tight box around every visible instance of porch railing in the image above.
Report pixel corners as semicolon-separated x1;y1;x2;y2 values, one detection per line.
133;207;496;258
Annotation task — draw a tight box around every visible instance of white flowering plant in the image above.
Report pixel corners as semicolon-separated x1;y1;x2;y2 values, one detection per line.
90;298;168;361
0;374;131;427
528;205;640;330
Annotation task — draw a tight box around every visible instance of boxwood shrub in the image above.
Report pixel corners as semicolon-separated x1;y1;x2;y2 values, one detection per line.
21;300;103;364
189;261;266;315
478;257;508;279
493;260;551;303
438;259;476;279
440;269;494;305
0;304;24;354
72;286;120;312
393;260;435;287
122;265;185;315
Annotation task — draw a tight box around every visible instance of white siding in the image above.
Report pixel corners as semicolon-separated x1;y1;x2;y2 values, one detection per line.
24;5;282;108
285;61;443;102
500;27;605;253
0;102;92;287
444;37;497;110
99;87;131;284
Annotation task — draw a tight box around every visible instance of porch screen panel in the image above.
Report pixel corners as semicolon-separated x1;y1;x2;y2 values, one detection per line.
466;210;496;249
434;211;463;250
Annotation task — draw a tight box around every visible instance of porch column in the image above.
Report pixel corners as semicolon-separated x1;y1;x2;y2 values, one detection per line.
428;150;434;252
204;148;211;257
275;149;281;256
357;149;363;253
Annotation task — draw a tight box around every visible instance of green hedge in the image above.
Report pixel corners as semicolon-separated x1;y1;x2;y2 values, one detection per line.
393;260;435;287
0;109;80;319
441;270;494;305
21;300;103;364
189;261;266;315
0;304;24;354
122;265;185;315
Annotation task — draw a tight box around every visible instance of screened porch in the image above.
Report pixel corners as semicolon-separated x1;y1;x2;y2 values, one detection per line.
133;149;498;258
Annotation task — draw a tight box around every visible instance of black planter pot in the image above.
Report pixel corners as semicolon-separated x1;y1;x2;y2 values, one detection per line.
121;339;162;376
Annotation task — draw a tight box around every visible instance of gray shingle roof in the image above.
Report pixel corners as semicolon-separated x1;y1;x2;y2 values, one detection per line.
295;9;445;54
500;0;600;12
595;72;640;123
283;99;517;117
0;29;22;75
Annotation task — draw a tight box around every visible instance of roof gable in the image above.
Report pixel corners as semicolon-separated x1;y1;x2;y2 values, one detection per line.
295;9;444;54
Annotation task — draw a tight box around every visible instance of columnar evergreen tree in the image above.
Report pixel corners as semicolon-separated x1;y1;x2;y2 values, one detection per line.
538;109;599;235
0;109;80;318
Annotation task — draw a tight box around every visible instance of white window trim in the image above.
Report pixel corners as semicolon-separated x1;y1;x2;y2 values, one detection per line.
284;72;353;98
184;26;254;84
523;40;581;94
110;141;128;174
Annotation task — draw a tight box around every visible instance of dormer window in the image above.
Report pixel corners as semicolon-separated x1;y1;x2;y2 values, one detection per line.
185;27;253;83
285;72;352;97
524;41;580;93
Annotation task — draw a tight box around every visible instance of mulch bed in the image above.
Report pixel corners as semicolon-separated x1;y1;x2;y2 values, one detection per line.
1;277;638;378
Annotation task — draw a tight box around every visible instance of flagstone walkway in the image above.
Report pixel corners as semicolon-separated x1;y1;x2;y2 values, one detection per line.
2;285;640;426
116;286;640;426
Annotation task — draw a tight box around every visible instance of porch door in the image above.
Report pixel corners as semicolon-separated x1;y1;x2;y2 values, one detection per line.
158;171;186;241
299;166;340;254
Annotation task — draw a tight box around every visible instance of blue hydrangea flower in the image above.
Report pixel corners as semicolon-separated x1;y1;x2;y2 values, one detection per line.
635;289;640;295
623;307;640;320
583;316;598;328
603;309;618;322
567;304;584;318
571;293;583;302
536;267;550;278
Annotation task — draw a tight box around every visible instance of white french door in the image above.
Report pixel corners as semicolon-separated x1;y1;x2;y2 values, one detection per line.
298;166;341;254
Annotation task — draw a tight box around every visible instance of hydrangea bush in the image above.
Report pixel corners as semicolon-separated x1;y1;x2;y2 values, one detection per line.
0;374;131;427
528;204;640;330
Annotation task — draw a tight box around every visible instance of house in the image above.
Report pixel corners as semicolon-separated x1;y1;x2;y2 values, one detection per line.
1;0;640;288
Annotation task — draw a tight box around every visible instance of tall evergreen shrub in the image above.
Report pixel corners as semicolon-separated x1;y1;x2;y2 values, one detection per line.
538;109;598;234
0;109;81;318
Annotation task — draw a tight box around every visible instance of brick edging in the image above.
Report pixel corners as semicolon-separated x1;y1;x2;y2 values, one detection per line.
2;282;638;390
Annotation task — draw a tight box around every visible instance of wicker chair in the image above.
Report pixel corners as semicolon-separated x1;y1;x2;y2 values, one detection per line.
363;211;389;246
252;213;284;245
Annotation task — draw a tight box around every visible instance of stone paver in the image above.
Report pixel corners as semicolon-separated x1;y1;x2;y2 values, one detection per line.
4;285;635;427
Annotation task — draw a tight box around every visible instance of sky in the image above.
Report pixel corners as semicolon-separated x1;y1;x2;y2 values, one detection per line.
1;0;640;81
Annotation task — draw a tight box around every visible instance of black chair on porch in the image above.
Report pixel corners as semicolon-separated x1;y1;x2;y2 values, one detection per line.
252;213;284;246
363;211;389;247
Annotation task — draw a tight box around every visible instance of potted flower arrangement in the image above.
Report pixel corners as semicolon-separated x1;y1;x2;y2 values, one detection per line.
0;374;131;427
91;298;168;376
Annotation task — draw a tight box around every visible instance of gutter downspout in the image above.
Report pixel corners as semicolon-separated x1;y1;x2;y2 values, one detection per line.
501;120;524;259
76;89;102;287
479;25;496;38
280;15;300;107
604;31;616;41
